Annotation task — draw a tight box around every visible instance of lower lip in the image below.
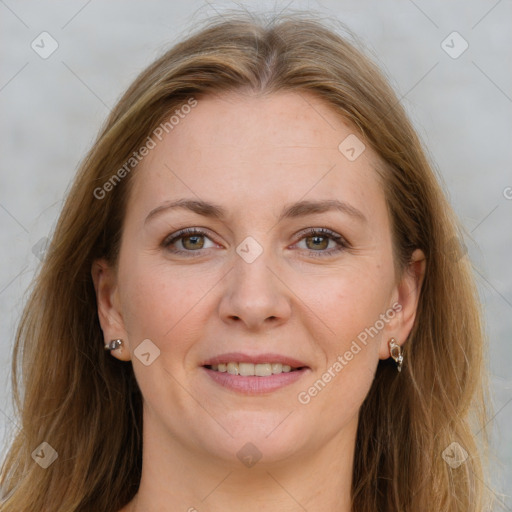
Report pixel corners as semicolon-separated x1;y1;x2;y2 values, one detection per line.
202;367;309;394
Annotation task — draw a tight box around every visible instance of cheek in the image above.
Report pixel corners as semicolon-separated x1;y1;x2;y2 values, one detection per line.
297;260;393;344
296;271;386;423
118;256;219;349
318;265;393;400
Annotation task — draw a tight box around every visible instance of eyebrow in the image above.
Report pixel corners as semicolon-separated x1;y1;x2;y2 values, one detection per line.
144;198;367;225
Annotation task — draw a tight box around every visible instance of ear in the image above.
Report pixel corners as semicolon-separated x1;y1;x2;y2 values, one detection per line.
91;258;131;362
378;248;426;359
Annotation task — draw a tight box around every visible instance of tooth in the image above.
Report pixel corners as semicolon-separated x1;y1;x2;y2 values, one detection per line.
227;362;239;375
238;362;255;376
212;362;298;375
255;363;272;376
271;363;283;374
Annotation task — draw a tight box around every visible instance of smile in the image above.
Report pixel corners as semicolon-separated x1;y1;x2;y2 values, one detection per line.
202;365;309;394
205;362;302;376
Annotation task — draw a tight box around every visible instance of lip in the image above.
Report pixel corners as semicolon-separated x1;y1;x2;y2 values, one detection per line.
202;366;310;394
200;352;309;368
200;352;310;395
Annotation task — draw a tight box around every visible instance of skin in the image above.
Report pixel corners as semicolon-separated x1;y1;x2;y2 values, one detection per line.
92;91;425;512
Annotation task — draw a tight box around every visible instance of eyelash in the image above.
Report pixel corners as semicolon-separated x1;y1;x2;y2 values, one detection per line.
162;227;349;258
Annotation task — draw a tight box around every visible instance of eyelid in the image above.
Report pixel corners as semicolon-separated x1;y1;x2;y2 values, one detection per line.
291;227;350;256
294;227;349;243
162;227;220;249
162;226;350;257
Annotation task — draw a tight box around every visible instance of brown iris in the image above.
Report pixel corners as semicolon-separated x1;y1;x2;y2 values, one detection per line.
182;235;205;250
306;235;329;250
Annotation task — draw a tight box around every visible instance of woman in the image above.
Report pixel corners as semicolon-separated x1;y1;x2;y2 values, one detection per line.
0;12;490;512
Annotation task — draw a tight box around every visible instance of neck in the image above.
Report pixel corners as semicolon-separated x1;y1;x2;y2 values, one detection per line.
126;410;357;512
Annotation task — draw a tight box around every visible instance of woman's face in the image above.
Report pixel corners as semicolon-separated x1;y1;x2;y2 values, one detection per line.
94;91;423;467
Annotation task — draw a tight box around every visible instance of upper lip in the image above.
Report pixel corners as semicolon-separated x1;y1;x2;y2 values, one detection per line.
201;352;309;368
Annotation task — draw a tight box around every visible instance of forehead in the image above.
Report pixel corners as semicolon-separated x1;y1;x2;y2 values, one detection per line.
128;91;385;225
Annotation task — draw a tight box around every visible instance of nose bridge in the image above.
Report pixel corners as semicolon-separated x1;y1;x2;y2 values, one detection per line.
233;248;273;291
218;238;291;328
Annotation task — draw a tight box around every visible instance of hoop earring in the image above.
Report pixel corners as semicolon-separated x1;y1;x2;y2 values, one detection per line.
104;339;123;351
388;338;403;373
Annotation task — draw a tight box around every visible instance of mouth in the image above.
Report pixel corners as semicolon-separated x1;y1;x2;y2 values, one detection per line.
203;362;305;376
200;353;310;394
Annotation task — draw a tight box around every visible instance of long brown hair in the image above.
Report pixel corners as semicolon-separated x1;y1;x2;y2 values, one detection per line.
0;12;490;511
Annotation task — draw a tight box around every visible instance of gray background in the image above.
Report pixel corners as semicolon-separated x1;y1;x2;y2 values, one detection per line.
1;0;511;507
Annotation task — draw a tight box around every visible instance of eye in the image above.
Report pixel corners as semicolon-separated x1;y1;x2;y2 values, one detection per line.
162;228;218;254
162;227;349;258
294;228;349;257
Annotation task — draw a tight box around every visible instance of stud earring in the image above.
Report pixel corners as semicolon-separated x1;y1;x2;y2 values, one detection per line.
104;339;123;351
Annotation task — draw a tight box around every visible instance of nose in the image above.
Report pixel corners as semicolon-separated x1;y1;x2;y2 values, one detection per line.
218;250;292;331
